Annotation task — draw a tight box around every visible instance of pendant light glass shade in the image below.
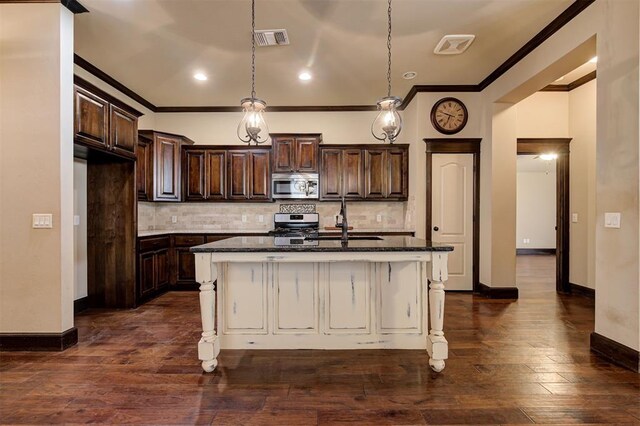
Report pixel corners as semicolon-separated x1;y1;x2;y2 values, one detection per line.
238;0;269;145
237;97;269;144
372;0;402;144
371;96;402;143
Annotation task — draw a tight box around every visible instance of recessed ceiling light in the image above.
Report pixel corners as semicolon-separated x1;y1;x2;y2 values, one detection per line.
589;56;598;63
194;73;208;81
402;71;417;80
298;71;312;81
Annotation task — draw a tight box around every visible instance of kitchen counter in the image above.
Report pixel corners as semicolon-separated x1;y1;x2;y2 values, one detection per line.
192;236;451;374
190;236;451;253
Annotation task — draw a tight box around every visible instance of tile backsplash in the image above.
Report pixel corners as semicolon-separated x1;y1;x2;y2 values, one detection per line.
139;201;414;231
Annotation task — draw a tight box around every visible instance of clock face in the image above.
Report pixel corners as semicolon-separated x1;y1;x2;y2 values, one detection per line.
431;97;468;135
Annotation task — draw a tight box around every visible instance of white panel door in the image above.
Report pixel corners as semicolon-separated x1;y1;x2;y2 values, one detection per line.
222;263;268;333
273;263;319;334
432;154;473;290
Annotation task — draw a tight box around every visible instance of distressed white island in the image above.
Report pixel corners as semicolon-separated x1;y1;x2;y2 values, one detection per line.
191;236;453;373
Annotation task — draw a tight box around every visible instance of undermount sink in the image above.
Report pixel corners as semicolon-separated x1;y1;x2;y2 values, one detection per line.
307;236;383;241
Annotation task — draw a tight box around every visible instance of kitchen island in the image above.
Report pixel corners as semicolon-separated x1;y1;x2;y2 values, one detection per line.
191;236;453;373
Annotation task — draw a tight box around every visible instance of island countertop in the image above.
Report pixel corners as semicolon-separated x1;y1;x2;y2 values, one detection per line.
190;235;453;253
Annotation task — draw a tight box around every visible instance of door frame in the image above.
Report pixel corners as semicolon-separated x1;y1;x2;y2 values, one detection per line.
424;138;481;293
517;138;571;294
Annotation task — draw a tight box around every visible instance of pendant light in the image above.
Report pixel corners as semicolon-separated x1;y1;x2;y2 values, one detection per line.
237;0;269;145
371;0;402;144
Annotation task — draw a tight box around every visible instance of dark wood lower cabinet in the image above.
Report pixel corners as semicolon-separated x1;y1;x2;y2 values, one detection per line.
173;235;205;290
136;236;170;304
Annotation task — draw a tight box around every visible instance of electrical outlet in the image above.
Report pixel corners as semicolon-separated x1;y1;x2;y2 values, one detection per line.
523;238;530;244
32;213;53;229
258;215;264;223
572;213;578;223
242;215;248;223
171;215;178;224
376;214;382;223
73;215;80;226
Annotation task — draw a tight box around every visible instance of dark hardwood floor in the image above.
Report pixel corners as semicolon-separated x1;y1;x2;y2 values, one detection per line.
1;255;638;425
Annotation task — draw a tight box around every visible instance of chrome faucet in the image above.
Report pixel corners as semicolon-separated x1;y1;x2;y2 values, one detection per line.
339;196;348;243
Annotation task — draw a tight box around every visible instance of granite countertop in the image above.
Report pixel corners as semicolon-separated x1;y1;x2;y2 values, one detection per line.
137;229;270;237
190;236;453;253
138;228;415;237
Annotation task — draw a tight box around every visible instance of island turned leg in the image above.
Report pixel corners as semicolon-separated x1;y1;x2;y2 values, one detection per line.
195;253;220;373
426;252;449;372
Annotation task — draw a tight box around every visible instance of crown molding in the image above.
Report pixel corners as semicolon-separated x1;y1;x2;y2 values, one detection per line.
540;70;596;92
0;0;88;14
74;0;595;113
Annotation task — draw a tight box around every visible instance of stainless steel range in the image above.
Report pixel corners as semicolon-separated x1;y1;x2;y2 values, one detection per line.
270;213;319;246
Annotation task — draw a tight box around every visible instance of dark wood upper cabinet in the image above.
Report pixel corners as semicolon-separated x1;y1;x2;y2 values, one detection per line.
138;130;195;202
387;148;409;199
342;149;365;199
183;150;206;201
249;150;271;200
74;86;109;150
320;144;408;201
206;151;227;200
271;134;321;173
136;135;153;201
320;148;342;200
109;105;137;157
365;149;387;199
227;150;250;200
73;77;142;160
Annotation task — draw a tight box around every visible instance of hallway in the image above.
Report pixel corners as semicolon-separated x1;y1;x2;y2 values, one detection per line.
1;256;638;424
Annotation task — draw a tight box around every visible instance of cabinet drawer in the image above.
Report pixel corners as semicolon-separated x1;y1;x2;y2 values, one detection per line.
139;236;170;252
174;235;205;247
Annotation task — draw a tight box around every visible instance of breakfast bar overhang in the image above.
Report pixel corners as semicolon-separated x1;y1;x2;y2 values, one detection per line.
191;236;453;373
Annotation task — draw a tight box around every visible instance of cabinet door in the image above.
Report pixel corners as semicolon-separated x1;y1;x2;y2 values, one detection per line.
272;137;295;173
138;252;156;298
249;151;271;200
183;150;206;201
109;104;137;158
154;135;181;201
364;149;387;199
175;247;196;284
155;249;169;290
223;263;268;333
136;139;153;201
295;137;319;172
320;149;342;200
342;149;365;198
325;262;370;333
387;148;408;199
206;150;226;200
227;151;249;200
74;86;109;150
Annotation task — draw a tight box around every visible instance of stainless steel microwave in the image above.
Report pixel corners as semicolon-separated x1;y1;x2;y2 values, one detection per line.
272;173;319;199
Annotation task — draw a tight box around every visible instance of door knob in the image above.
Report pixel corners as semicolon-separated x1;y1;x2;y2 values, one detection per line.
433;226;439;231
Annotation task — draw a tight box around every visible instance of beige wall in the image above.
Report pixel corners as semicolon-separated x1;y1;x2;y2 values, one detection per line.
0;3;74;333
516;92;569;137
516;169;557;249
569;80;596;289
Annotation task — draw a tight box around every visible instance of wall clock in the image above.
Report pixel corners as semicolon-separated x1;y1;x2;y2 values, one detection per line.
430;97;468;135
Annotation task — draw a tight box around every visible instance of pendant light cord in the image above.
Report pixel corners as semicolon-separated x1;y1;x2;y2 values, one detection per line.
386;0;392;98
251;0;256;100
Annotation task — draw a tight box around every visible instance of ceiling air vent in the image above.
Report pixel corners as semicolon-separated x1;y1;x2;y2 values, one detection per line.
254;29;290;47
434;35;475;55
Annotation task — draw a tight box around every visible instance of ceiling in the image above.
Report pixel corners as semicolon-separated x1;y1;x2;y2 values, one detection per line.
74;0;575;107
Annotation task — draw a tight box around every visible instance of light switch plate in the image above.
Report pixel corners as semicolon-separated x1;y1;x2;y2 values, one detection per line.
171;215;178;224
32;213;53;229
604;212;621;228
73;215;80;226
571;213;578;223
